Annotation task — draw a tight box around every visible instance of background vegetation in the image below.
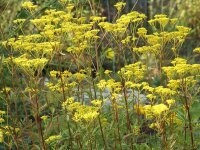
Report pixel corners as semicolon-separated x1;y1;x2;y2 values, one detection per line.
0;0;200;149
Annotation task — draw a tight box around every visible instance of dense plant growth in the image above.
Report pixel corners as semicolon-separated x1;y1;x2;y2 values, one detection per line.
0;1;200;149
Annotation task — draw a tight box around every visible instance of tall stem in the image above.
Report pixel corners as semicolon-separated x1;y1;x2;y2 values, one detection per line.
35;91;46;150
183;78;194;149
57;50;74;149
111;91;122;150
122;80;133;149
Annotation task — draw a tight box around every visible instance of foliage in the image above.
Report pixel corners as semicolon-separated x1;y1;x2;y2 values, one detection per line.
0;1;200;149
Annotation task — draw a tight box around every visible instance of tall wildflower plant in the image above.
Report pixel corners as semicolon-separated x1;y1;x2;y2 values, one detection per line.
0;1;200;149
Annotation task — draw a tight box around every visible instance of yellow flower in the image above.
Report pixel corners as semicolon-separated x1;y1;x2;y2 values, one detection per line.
0;118;5;123
91;99;102;107
41;115;48;121
176;26;191;34
193;47;200;53
151;104;169;116
121;36;131;44
114;2;126;12
91;16;106;23
13;19;26;24
154;14;167;19
119;62;146;81
66;4;74;13
131;83;142;89
143;105;153;118
15;128;20;133
62;97;75;109
45;135;62;144
0;111;5;115
104;70;112;75
73;72;86;82
171;57;187;65
166;99;175;107
13;56;48;76
149;122;159;130
137;28;147;37
72;105;99;123
134;104;144;115
170;18;178;25
97;79;107;90
167;80;180;90
22;1;38;10
146;94;156;101
158;17;169;28
105;48;115;59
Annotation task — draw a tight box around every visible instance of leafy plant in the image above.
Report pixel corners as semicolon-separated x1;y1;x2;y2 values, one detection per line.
0;1;200;149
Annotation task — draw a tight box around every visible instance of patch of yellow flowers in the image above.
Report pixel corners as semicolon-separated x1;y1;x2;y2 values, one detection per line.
62;97;102;123
1;1;200;148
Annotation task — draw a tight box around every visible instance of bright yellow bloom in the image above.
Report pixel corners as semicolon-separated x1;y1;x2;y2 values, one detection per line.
105;48;115;59
137;28;147;37
62;97;75;109
22;1;38;10
114;2;126;12
91;99;103;107
41;116;48;121
97;79;107;90
152;104;169;116
166;99;175;107
13;19;26;24
104;70;112;75
193;47;200;53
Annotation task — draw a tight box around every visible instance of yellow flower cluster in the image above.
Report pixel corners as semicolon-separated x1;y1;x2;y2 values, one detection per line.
90;16;106;23
73;106;99;122
45;135;62;144
91;99;103;107
104;70;112;75
155;86;176;101
114;2;126;12
2;36;58;57
97;79;121;93
99;11;146;35
118;62;146;81
148;14;172;29
62;97;101;123
166;99;175;107
193;47;200;53
11;55;48;76
140;104;169;118
133;44;160;55
0;126;20;137
163;57;200;79
73;72;87;83
132;14;191;57
13;19;26;24
0;87;11;94
121;36;131;45
46;70;77;93
41;115;48;121
47;69;88;93
47;81;76;93
137;27;147;37
105;48;115;59
22;1;38;10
